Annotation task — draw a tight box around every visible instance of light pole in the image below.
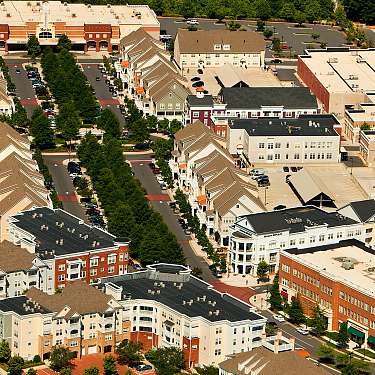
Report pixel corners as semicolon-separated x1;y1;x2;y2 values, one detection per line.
350;156;354;175
264;187;268;206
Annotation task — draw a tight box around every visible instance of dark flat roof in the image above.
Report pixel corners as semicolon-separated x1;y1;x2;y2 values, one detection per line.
229;115;339;137
240;206;356;235
0;296;51;316
11;207;127;258
187;94;214;107
347;199;375;222
220;87;317;109
105;269;265;323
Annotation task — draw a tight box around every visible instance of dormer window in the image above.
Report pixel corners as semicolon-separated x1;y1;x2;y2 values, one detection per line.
223;44;230;50
214;44;221;50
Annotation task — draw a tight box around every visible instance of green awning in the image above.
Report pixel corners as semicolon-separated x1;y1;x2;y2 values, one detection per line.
348;326;365;338
368;336;375;345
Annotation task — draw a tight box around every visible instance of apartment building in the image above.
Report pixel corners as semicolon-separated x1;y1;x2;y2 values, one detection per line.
119;28;190;121
103;264;267;367
227;114;341;166
184;87;319;136
0;1;159;53
0;75;14;114
359;129;375;167
174;29;266;70
0;281;128;360
297;47;375;117
0;123;52;241
171;121;264;245
8;207;130;290
279;240;375;348
228;206;364;276
344;96;375;142
0;240;50;298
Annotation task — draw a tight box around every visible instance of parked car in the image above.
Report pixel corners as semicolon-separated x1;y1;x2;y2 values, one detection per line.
160;183;167;190
274;314;285;322
178;218;187;228
187;19;199;25
184;228;191;235
135;364;153;372
80;197;92;204
291;166;298;172
197;68;203;74
96;76;101;81
191;76;201;81
133;263;142;270
15;68;21;74
85;202;98;209
250;168;265;177
72;176;82;187
297;327;309;335
283;166;289;172
152;167;161;174
192;81;204;87
156;175;164;183
285;174;291;183
270;59;282;64
149;162;156;170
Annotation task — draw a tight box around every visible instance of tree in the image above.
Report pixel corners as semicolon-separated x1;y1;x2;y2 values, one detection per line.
7;356;24;375
256;20;265;32
26;369;37;375
26;35;41;59
0;340;11;363
56;102;81;146
49;346;75;372
361;122;371;130
311;32;320;40
31;107;55;149
287;296;305;324
180;0;195;20
267;273;283;311
294;11;306;27
279;2;296;21
57;35;72;51
195;366;219;375
84;367;100;375
316;344;335;364
271;38;281;54
254;0;272;20
265;322;277;336
263;28;273;40
104;355;118;375
32;355;41;363
307;306;327;336
145;347;184;375
256;260;270;280
169;119;182;135
116;340;143;367
336;353;370;375
59;369;72;375
337;322;349;348
191;267;202;278
97;108;121;139
227;21;241;31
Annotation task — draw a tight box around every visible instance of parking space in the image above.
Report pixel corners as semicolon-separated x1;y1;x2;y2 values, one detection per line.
81;63;125;128
257;164;367;210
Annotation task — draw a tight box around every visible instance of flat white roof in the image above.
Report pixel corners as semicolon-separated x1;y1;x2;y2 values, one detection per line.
292;245;375;297
346;103;375;123
300;49;375;94
0;1;159;26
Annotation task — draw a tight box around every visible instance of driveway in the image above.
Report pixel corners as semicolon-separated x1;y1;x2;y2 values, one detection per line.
127;155;214;281
81;63;125;128
42;154;87;221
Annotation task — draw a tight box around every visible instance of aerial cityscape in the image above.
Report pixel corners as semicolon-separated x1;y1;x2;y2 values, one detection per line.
0;0;372;374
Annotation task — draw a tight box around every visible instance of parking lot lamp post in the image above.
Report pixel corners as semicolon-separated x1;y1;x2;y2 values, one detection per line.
350;157;353;175
264;187;268;206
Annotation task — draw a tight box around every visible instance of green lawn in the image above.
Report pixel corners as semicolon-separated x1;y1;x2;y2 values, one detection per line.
355;348;375;359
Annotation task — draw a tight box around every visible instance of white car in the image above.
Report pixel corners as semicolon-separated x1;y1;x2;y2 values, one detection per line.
156;175;164;183
297;327;309;335
187;19;199;25
274;314;286;322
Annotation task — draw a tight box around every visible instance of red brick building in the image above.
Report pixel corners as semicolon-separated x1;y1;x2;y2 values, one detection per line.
279;240;375;348
8;207;130;291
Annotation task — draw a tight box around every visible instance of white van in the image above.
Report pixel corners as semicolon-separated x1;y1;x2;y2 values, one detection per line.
250;168;265;178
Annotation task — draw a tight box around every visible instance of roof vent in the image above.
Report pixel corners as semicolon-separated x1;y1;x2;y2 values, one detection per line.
342;260;354;270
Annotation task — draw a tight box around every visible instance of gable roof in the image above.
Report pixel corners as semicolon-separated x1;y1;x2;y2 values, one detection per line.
343;199;375;222
26;281;113;316
0;240;38;273
176;29;266;54
174;120;210;142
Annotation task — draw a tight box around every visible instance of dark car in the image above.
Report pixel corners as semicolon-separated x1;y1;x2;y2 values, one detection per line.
72;176;82;187
96;76;101;81
152;167;160;174
135;364;152;372
191;76;200;81
85;202;98;209
192;81;204;87
15;68;21;74
270;59;282;64
274;204;287;210
197;68;203;74
178;218;187;228
80;197;92;204
285;174;291;183
291;166;298;172
149;162;156;170
283;166;289;172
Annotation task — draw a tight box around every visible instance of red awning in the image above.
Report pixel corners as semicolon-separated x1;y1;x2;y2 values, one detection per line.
197;194;207;205
121;60;129;68
179;163;187;170
136;86;145;95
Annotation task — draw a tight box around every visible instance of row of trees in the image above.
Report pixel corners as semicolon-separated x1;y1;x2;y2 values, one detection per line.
174;189;227;272
77;133;185;265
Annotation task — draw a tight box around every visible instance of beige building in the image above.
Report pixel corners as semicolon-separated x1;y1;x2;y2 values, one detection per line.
297;48;375;118
359;129;375;166
171;121;264;246
174;29;266;70
118;28;190;121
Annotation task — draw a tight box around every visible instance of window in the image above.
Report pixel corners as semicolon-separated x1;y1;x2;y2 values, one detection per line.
267;154;273;160
327;153;332;159
102;33;107;38
90;257;98;267
58;274;65;281
275;142;281;148
108;265;115;273
58;264;65;271
267;144;274;149
258;143;265;149
193;112;199;118
108;255;116;264
275;154;281;160
294;153;300;159
90;269;97;276
96;34;100;38
319;234;325;242
160;104;165;110
214;44;221;50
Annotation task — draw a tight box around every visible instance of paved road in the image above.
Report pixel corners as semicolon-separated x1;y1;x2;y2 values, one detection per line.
6;58;38;116
43;154;87;221
81;63;125;128
128;156;214;281
159;17;348;56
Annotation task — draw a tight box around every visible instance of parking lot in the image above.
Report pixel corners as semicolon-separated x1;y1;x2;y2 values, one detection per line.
159;17;348;57
257;163;367;210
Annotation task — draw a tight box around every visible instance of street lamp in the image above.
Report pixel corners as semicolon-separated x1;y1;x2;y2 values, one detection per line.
264;186;269;206
350;156;354;175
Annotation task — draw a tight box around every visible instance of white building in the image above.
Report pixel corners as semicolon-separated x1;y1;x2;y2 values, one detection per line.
174;29;266;70
228;206;365;275
226;114;341;166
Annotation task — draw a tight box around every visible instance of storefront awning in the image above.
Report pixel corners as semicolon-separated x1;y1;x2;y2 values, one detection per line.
121;60;129;68
136;86;145;95
196;194;207;206
348;326;365;338
179;163;187;170
368;335;375;345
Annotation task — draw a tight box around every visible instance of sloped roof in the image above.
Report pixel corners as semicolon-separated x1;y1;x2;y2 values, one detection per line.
344;199;375;222
0;240;37;273
174;120;210;142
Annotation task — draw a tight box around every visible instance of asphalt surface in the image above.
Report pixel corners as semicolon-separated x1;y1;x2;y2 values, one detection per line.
159;17;348;56
6;58;38;116
81;63;125;128
127;154;215;281
43;154;87;222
